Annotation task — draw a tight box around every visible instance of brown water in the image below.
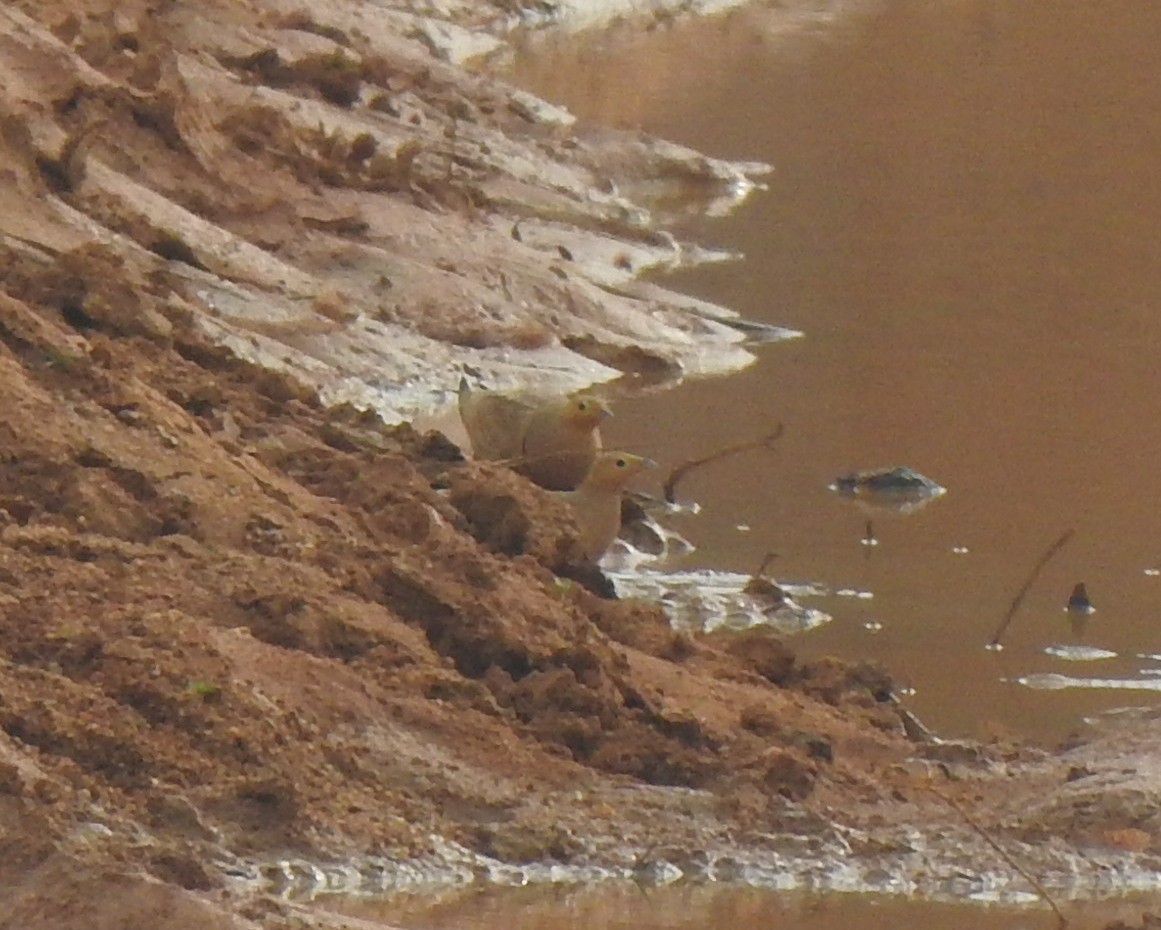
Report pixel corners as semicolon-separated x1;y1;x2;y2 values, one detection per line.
507;0;1161;743
328;882;1153;930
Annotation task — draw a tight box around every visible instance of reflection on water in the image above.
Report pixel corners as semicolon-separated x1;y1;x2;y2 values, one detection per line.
506;0;1161;742
607;567;833;634
325;881;1155;930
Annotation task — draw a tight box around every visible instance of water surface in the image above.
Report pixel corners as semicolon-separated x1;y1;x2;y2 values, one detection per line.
507;0;1161;742
329;882;1153;930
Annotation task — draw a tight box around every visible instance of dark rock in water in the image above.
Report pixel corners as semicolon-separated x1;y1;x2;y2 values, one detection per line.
830;466;946;515
833;466;944;495
1064;581;1095;637
1066;581;1095;615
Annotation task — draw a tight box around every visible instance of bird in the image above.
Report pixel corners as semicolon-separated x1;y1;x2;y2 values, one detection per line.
559;452;656;561
457;377;611;490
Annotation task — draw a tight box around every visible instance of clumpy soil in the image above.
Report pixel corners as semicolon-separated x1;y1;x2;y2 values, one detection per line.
1;2;1161;929
0;274;909;925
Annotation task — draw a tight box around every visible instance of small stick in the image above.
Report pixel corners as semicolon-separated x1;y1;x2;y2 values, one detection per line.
987;529;1074;647
924;783;1067;928
753;550;778;578
663;423;784;504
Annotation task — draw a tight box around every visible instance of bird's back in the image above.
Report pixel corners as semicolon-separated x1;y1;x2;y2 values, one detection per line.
457;379;536;461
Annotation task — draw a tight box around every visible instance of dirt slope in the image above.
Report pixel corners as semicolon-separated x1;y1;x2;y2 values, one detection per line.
0;278;914;923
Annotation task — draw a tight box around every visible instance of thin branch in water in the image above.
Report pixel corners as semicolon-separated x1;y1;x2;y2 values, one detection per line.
748;550;778;578
663;423;784;504
987;528;1074;648
923;782;1067;928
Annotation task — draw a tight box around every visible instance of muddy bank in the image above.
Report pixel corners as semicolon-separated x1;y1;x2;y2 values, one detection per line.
1;0;791;425
1;1;1161;928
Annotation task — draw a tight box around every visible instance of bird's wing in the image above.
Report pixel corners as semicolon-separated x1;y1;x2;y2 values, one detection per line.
458;381;535;461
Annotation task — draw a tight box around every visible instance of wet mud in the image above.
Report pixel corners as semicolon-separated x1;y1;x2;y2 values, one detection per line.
0;2;1161;929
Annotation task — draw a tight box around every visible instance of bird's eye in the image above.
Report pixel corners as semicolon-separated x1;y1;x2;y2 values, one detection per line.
616;458;627;467
577;401;588;412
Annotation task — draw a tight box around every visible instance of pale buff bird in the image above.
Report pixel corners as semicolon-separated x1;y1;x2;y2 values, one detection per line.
560;452;656;560
457;377;611;491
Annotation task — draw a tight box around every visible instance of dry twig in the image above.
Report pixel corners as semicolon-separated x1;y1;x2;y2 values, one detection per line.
663;423;784;504
924;782;1067;927
987;528;1074;647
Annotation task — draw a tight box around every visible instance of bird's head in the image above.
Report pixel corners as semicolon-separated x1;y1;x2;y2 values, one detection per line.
582;452;656;491
561;395;612;430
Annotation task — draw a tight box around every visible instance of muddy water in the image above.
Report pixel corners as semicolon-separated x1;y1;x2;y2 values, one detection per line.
327;882;1153;930
506;1;1161;743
